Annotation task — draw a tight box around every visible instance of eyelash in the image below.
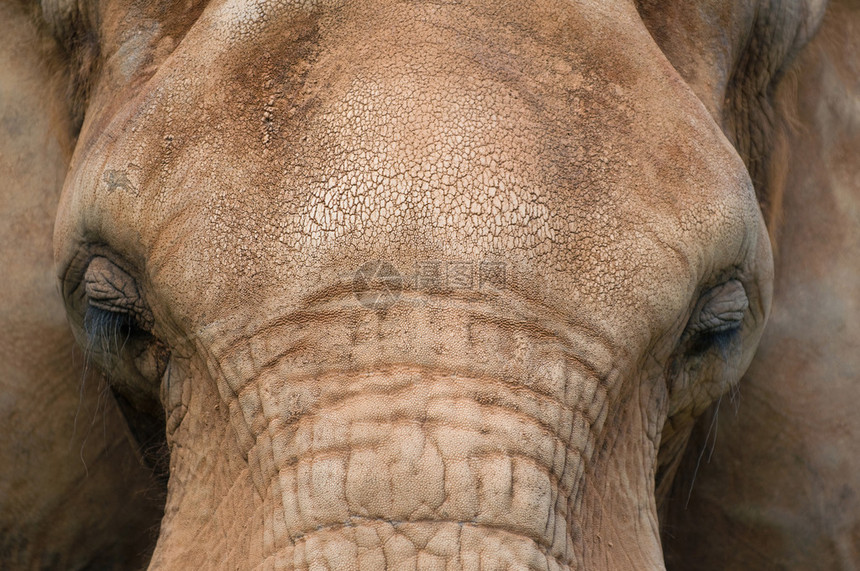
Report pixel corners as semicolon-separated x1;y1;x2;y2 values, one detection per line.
83;304;137;356
688;322;742;357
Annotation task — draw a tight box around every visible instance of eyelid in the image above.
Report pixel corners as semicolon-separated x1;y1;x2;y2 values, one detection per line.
689;279;749;334
83;256;153;329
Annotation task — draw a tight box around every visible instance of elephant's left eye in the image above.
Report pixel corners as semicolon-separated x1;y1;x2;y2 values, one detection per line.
684;279;749;355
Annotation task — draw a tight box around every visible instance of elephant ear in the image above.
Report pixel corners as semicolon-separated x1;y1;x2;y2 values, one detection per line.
636;0;829;503
643;1;860;567
0;3;163;568
635;0;828;225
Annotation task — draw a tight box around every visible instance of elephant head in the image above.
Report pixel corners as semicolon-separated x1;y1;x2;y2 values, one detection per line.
17;0;837;568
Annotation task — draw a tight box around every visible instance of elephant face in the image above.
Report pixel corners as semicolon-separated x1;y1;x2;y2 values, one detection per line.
47;0;812;568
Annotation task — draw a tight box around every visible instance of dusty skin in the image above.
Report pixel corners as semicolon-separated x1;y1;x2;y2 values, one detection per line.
0;0;856;569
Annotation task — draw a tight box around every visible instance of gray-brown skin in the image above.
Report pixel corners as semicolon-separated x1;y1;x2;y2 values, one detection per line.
0;1;163;568
659;1;860;568
3;0;852;568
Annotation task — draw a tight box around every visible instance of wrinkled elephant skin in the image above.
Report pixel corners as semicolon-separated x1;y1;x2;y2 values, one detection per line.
0;0;856;569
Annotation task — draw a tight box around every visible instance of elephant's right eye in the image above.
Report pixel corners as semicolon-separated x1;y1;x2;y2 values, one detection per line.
84;303;137;356
82;256;168;383
84;256;152;331
81;256;170;478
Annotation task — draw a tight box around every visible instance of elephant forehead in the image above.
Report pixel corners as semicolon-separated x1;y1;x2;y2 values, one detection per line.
289;68;564;254
59;0;755;345
186;0;637;262
152;68;683;312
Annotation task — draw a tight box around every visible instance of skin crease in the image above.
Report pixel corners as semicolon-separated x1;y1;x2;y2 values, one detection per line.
8;0;855;569
0;2;163;568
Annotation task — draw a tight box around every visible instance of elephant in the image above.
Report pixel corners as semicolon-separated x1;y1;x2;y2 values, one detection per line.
0;0;856;569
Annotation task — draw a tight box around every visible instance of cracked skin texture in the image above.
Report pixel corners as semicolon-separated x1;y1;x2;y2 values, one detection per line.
50;0;775;568
18;0;858;567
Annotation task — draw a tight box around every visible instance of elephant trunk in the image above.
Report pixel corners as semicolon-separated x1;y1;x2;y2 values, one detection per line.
149;302;664;569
